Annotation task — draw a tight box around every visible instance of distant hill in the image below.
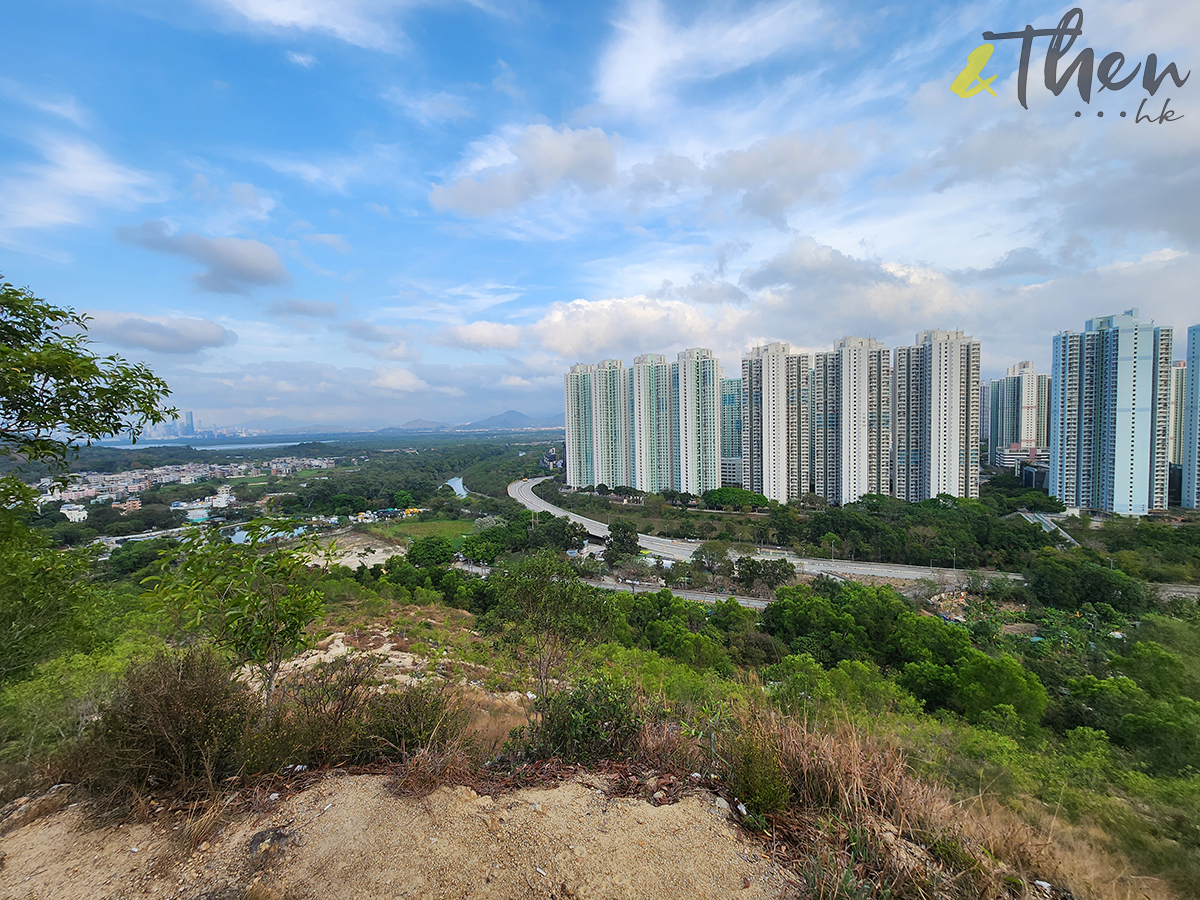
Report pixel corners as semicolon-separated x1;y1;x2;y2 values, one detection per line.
376;419;450;433
455;410;564;430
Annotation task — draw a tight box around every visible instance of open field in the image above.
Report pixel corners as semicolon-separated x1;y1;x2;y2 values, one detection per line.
365;519;475;543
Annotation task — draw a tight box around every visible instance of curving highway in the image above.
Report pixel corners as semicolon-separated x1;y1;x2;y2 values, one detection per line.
508;476;1022;585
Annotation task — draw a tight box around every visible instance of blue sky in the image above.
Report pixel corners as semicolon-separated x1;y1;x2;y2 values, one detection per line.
2;0;1196;428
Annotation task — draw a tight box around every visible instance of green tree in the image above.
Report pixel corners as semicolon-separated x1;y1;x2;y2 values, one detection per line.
148;520;328;701
604;519;640;565
407;535;455;568
1;279;174;486
953;650;1048;731
489;549;607;699
1;279;175;681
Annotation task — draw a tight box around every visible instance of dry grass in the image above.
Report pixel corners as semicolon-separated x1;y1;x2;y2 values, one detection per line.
979;803;1178;900
462;691;527;755
179;800;224;849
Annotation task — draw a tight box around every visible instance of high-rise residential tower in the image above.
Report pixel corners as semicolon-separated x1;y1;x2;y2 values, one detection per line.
564;363;595;488
590;358;629;490
811;337;891;505
894;330;981;501
979;382;990;447
1168;360;1187;467
720;377;743;487
741;343;811;503
1183;327;1200;509
628;354;674;494
563;349;722;496
674;348;723;496
1050;309;1173;515
988;361;1050;469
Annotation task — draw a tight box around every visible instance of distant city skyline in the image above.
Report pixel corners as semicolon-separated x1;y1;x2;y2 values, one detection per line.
2;1;1196;428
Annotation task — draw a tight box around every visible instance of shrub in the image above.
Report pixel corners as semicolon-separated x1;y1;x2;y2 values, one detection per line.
78;646;255;798
242;654;379;773
729;723;789;816
517;673;640;763
361;682;469;757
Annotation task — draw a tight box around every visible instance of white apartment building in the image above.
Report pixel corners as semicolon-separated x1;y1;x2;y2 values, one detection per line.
591;359;628;490
720;377;743;487
741;343;810;503
628;354;674;494
564;363;595;488
1050;309;1172;515
564;349;721;495
894;330;981;502
675;348;722;496
811;337;891;505
988;361;1050;469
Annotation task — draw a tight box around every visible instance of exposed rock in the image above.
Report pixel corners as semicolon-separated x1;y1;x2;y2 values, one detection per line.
248;829;299;870
0;784;74;835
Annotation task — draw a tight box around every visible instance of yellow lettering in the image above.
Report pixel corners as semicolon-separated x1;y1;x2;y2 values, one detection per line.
951;44;999;97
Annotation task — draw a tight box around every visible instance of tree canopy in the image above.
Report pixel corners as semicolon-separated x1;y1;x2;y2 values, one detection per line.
1;278;175;481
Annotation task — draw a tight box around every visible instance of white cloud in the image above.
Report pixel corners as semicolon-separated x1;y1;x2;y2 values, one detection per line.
200;0;412;50
370;366;429;392
0;78;88;126
430;124;617;216
439;320;522;349
365;202;391;217
87;312;237;353
229;181;276;217
0;137;163;242
529;295;723;358
303;232;352;253
628;132;854;227
492;59;521;100
383;88;472;123
596;0;824;113
194;0;514;51
117;220;291;294
372;365;462;394
286;50;318;67
255;144;401;193
334;319;418;360
267;298;338;317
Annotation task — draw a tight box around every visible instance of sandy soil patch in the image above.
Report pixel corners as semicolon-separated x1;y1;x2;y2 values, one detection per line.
306;530;403;570
0;777;787;900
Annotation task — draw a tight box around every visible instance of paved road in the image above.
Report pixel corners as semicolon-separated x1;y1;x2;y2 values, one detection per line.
454;559;770;610
509;477;1023;584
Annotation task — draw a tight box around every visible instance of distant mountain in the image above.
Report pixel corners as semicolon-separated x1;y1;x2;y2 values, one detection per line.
455;410;564;430
233;415;373;434
376;419;451;432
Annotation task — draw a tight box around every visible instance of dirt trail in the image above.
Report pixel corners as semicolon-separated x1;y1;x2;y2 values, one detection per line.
0;776;787;900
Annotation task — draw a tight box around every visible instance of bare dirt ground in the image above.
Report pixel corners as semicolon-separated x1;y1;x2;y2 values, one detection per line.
0;777;788;900
306;530;403;570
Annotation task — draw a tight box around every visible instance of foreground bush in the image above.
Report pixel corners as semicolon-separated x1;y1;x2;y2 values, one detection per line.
729;722;789;817
514;673;641;763
72;646;471;797
77;646;254;798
